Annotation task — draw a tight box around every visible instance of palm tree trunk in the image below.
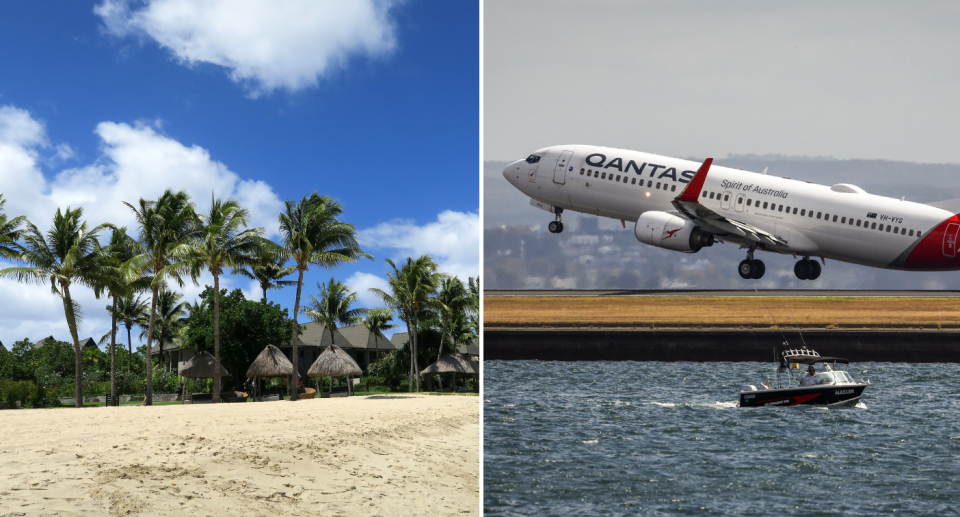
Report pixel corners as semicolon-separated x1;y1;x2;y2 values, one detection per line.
126;324;132;372
289;269;304;401
61;282;83;408
145;284;158;406
412;314;420;392
437;327;447;364
213;273;221;403
262;282;268;304
403;318;413;392
110;294;118;406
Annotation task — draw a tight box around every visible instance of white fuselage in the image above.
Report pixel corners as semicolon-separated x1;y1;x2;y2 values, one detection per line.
503;145;960;271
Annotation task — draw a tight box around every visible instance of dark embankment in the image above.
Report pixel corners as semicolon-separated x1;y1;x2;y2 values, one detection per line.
484;329;960;362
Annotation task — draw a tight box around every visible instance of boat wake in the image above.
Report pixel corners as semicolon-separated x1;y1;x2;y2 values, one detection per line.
646;401;738;409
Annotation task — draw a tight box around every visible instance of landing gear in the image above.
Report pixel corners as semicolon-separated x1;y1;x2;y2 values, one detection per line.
548;208;564;233
738;259;765;279
738;247;765;279
794;257;821;280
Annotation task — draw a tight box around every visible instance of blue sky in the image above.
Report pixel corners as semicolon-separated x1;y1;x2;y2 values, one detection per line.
0;0;479;346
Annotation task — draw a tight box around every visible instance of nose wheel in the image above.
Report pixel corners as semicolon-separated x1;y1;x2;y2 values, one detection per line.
794;258;821;280
547;208;564;234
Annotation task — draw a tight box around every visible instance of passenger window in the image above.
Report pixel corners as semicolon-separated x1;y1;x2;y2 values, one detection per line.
658;182;663;190
763;202;768;209
624;176;628;183
894;226;899;233
580;168;585;175
909;229;914;236
918;231;922;237
771;204;776;210
601;172;606;179
841;217;846;223
747;199;752;206
817;212;822;219
671;185;676;192
702;191;708;198
586;171;591;177
901;228;906;235
648;181;653;187
724;194;729;201
832;215;838;222
800;209;805;216
793;208;798;214
886;225;891;232
857;220;861;226
849;219;854;225
824;213;829;220
616;175;621;181
778;205;783;212
738;197;743;204
631;178;636;185
871;222;876;229
809;211;814;218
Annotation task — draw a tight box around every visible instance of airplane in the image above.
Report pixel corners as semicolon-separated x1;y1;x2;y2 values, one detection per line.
502;145;960;280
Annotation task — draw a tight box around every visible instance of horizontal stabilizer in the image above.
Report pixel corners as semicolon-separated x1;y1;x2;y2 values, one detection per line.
928;198;960;213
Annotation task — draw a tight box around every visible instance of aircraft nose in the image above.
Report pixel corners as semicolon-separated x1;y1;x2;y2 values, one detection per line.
503;160;524;186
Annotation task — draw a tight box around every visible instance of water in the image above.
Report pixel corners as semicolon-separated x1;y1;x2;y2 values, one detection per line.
484;361;960;516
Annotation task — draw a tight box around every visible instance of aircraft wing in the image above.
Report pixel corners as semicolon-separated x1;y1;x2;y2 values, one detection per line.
671;159;788;247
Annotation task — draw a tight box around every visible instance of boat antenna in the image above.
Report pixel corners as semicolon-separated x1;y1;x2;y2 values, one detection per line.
754;289;791;354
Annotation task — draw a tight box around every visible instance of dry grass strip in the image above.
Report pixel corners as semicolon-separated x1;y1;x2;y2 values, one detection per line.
484;296;960;327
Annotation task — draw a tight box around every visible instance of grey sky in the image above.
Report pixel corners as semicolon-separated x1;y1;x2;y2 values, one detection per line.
485;1;960;164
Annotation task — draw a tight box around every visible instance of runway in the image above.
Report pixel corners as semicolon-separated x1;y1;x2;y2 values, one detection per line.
485;289;960;297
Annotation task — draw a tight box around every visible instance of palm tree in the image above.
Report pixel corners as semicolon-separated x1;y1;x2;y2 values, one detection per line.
370;255;441;392
139;285;188;372
301;277;366;345
363;307;397;363
435;277;468;363
0;207;108;407
109;294;149;372
278;193;371;401
467;276;479;336
232;246;296;303
124;189;199;405
0;194;26;260
185;196;262;403
95;226;148;404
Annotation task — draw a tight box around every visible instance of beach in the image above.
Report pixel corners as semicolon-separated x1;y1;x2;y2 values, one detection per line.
0;395;479;516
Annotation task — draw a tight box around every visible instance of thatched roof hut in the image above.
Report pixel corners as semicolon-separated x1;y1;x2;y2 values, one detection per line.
421;353;478;376
307;344;362;378
246;345;295;378
178;351;228;378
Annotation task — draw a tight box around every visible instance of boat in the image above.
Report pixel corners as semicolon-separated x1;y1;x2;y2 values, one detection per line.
739;348;869;407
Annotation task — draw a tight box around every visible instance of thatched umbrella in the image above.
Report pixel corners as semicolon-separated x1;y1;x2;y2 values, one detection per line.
307;344;362;397
178;351;229;403
421;353;478;392
246;345;295;399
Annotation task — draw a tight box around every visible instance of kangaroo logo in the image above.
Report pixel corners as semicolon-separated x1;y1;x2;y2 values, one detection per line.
664;228;681;240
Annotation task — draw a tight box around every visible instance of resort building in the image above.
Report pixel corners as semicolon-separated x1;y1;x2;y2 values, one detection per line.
390;332;479;356
33;336;100;350
150;322;397;380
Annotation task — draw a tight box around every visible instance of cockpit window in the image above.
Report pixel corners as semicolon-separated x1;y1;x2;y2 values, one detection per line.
525;154;541;164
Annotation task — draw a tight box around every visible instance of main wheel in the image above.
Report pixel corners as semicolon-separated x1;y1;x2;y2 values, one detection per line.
548;221;560;233
556;221;564;233
794;260;811;280
752;259;765;279
738;259;754;279
809;260;822;280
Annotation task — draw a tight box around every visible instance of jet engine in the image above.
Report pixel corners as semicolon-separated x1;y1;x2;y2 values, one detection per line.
634;211;714;253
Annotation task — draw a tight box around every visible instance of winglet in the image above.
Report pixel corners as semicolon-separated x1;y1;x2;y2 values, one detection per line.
676;158;713;203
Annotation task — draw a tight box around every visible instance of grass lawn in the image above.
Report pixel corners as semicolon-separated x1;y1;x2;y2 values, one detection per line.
484;296;960;328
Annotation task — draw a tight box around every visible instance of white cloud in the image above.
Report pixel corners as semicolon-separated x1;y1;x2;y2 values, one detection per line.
344;271;391;310
95;0;399;96
358;210;480;283
0;106;282;347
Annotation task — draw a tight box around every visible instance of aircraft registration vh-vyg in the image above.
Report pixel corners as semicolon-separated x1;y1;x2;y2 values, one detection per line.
502;145;960;280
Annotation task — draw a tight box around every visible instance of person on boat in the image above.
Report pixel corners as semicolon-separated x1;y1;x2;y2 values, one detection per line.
801;365;818;386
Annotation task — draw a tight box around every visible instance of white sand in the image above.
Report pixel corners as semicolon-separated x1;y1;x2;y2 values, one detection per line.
0;395;478;516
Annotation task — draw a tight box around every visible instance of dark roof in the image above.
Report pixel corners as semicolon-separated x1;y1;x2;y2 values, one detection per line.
79;337;98;349
390;332;408;349
148;342;179;356
33;336;54;348
296;322;396;351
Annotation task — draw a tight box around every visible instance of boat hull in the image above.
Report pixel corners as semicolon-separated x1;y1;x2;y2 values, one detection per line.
739;384;867;407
